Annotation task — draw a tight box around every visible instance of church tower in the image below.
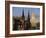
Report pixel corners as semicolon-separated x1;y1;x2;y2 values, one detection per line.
27;10;31;29
21;9;25;30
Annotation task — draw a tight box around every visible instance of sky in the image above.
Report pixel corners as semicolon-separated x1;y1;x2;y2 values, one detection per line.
12;7;40;17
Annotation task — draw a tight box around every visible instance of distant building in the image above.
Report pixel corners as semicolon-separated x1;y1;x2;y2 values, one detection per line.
13;10;40;30
30;13;36;27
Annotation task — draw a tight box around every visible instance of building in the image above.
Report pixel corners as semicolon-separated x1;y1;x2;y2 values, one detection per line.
13;10;40;30
30;13;36;27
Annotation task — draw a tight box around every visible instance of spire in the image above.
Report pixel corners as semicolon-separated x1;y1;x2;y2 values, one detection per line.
28;10;30;20
22;9;24;18
28;10;31;29
22;9;25;19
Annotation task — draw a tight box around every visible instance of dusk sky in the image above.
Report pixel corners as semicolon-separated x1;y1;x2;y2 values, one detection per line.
12;7;40;17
